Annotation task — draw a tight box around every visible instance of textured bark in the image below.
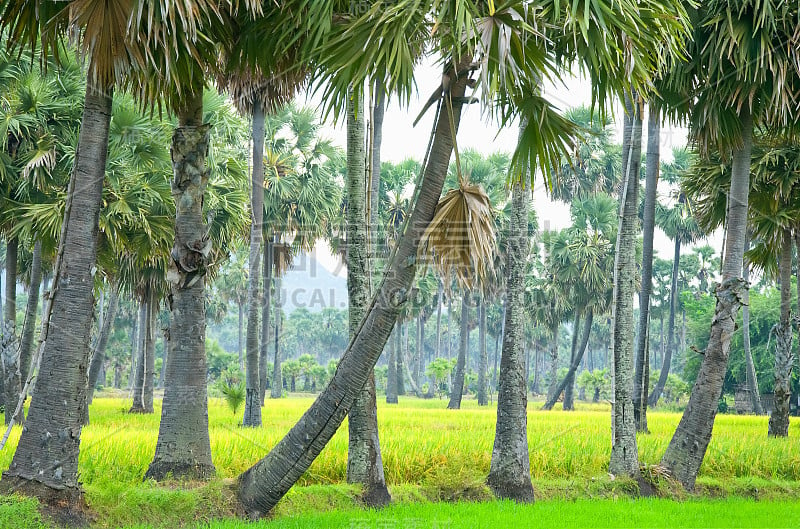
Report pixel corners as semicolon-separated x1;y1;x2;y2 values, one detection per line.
660;109;753;490
768;228;793;437
477;297;488;406
3;238;21;425
129;309;138;389
87;285;120;406
158;328;167;389
370;80;384;232
609;95;640;478
243;105;265;427
238;303;244;371
19;240;42;390
448;295;469;409
397;322;406;396
547;326;559;398
742;242;763;414
1;83;111;503
543;311;593;411
649;223;681;405
3;238;16;328
142;292;156;414
634;103;659;432
146;93;215;481
415;314;423;388
345;89;390;506
236;62;471;517
487;177;534;502
386;327;398;404
129;302;146;413
270;276;283;398
259;235;273;405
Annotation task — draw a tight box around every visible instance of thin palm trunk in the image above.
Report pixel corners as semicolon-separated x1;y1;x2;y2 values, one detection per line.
660;109;753;490
270;276;283;398
236;64;471;517
142;291;156;414
477;296;488;406
543;311;593;410
370;80;384;232
345;89;390;506
486;177;534;502
397;321;406;396
87;284;120;408
129;302;147;413
18;240;42;388
742;239;763;414
609;94;641;478
547;326;559;397
129;308;139;389
243;105;265;427
448;295;469;409
386;327;398;404
634;103;660;432
146;91;215;481
768;228;793;436
260;234;273;404
415;314;423;388
1;82;111;504
2;237;19;424
158;328;168;389
649;225;681;405
563;313;581;411
238;303;244;371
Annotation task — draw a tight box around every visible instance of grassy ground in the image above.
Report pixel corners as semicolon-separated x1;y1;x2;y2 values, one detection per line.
1;395;799;528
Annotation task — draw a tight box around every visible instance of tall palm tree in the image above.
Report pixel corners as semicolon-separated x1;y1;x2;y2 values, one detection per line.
659;1;800;489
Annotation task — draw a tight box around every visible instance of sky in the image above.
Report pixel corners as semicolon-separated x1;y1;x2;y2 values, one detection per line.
297;59;723;279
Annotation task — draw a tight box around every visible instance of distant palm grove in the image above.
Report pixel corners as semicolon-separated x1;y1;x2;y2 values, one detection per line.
0;1;798;528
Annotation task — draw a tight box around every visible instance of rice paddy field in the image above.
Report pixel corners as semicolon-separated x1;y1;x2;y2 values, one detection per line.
2;395;799;528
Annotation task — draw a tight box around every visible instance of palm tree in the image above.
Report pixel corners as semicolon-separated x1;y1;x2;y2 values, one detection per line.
659;1;800;489
236;0;689;516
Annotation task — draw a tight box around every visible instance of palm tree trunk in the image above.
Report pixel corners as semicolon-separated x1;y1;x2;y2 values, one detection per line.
634;103;660;432
447;297;453;360
345;88;390;506
741;238;763;414
448;295;469;409
660;108;753;490
386;327;398;404
270;275;283;398
146;91;215;481
477;297;488;406
236;62;471;517
486;177;534;502
415;314;423;388
532;344;541;394
260;234;273;404
3;237;17;327
244;105;265;427
129;309;138;389
238;303;244;371
87;284;120;406
548;326;559;398
563;313;581;411
768;228;793;436
397;321;406;396
370;80;385;231
649;225;681;405
543;311;594;410
18;239;42;390
158;328;168;389
609;93;641;478
142;290;156;414
2;237;18;423
435;281;443;360
129;301;146;412
1;82;111;504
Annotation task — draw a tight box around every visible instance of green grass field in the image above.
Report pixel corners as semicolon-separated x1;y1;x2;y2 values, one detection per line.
1;396;799;528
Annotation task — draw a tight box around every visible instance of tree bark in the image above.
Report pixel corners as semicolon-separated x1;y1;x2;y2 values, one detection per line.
142;290;156;414
660;108;752;490
146;91;215;481
741;239;763;414
547;326;559;398
543;311;593;410
386;327;398;404
398;322;406;396
345;88;390;506
19;239;42;393
260;234;273;405
768;228;793;436
609;94;641;478
370;80;384;232
129;302;146;413
270;276;283;398
477;296;488;406
448;295;469;409
563;313;581;411
87;284;120;407
634;103;660;432
1;82;111;505
487;176;534;502
3;237;21;425
243;105;265;427
236;62;471;517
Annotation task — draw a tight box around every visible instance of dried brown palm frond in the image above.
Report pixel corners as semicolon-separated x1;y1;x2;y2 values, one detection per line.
273;241;294;277
418;181;496;292
217;53;307;116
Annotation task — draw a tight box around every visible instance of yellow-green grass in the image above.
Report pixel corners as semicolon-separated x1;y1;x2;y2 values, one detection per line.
2;396;799;488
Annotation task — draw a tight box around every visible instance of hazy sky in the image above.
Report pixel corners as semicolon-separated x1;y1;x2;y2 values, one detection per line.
299;59;722;278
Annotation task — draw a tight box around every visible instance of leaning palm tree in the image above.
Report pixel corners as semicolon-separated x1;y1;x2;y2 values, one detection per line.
658;0;800;490
235;0;689;516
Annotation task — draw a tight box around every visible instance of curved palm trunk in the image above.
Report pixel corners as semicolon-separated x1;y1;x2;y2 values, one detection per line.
487;177;534;502
562;313;581;411
742;242;763;414
448;295;469;409
477;297;488;406
1;83;111;505
768;228;793;436
660;109;753;490
259;234;273;404
146;92;215;481
649;227;681;405
634;103;660;432
129;302;147;413
609;94;641;478
345;89;390;506
88;285;119;403
243;105;265;427
236;65;470;517
270;276;283;398
543;311;593;410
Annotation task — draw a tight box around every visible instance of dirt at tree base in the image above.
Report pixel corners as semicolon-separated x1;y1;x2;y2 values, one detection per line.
144;460;216;482
0;474;93;528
